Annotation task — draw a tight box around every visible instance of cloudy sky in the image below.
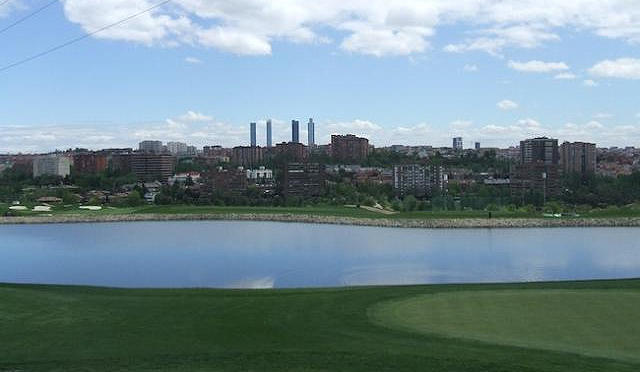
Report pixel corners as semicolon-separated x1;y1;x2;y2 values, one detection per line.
1;0;640;153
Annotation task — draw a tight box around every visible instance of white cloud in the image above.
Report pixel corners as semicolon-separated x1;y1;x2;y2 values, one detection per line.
196;27;272;55
589;58;640;79
582;79;599;87
0;0;24;18
178;111;213;122
593;113;613;119
63;0;194;45
497;99;519;110
507;60;569;73
553;72;577;80
4;114;640;152
585;120;604;129
445;25;559;55
463;64;478;72
339;22;432;56
60;1;640;57
184;56;202;64
451;120;473;129
322;119;384;143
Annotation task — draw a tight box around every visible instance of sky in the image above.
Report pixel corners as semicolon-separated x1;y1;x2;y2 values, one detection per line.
1;0;640;153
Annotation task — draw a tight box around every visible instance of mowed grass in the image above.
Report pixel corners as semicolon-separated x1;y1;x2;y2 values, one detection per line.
34;204;389;219
1;280;640;371
370;289;640;362
7;202;640;219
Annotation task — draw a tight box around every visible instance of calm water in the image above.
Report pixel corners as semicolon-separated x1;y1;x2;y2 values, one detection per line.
1;221;639;288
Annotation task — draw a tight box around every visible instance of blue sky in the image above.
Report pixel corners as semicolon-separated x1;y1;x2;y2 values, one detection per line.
1;0;640;152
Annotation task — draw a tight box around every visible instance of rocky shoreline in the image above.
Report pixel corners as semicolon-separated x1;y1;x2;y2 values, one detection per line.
1;213;640;228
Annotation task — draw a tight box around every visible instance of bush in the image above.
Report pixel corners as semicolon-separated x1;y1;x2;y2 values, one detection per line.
87;196;102;206
362;196;376;207
126;190;144;207
403;195;418;212
391;198;403;211
543;201;563;214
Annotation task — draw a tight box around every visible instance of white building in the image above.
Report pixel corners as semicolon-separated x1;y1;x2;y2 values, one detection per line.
393;164;447;196
166;141;188;156
186;146;198;156
246;166;273;181
33;155;71;178
393;164;431;196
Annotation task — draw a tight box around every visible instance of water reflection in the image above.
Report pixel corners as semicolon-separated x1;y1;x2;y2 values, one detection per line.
0;222;638;288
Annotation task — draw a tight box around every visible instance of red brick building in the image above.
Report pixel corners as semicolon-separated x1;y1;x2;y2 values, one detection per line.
271;142;308;163
331;134;369;163
72;153;108;174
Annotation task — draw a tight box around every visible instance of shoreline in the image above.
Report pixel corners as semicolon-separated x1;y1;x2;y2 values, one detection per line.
2;213;640;228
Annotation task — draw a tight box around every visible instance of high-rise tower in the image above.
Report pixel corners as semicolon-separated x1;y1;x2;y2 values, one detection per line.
250;122;257;147
452;137;463;150
307;118;315;147
291;120;300;143
266;119;272;147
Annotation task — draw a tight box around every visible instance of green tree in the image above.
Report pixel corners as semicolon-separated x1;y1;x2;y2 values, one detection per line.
126;190;144;207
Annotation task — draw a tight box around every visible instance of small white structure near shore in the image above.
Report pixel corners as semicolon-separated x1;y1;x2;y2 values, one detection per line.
79;206;102;211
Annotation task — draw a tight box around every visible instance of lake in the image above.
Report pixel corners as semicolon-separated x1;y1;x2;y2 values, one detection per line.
1;221;639;288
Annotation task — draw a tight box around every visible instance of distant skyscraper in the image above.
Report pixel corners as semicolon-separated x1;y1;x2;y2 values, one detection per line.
291;120;300;143
307;118;315;146
453;137;463;150
266;119;272;147
250;122;257;147
475;142;481;150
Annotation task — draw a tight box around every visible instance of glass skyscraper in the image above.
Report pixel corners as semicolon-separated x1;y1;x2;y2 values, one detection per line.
266;119;272;147
307;118;315;146
291;120;299;143
250;122;257;147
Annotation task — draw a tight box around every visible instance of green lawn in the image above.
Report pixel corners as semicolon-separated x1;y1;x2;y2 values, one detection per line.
5;203;640;219
370;289;640;362
1;280;640;371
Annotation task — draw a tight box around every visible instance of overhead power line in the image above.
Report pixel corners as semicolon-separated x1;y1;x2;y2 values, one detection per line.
0;0;174;73
0;0;12;7
0;0;59;35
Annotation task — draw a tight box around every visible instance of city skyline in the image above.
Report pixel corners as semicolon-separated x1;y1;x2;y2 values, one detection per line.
1;112;635;154
1;1;640;152
1;117;619;155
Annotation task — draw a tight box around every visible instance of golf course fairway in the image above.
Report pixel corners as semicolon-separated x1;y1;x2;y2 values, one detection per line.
1;280;640;371
370;289;640;362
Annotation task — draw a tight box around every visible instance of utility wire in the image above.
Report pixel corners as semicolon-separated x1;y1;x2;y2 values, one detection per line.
0;0;58;35
0;0;174;73
0;0;12;7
